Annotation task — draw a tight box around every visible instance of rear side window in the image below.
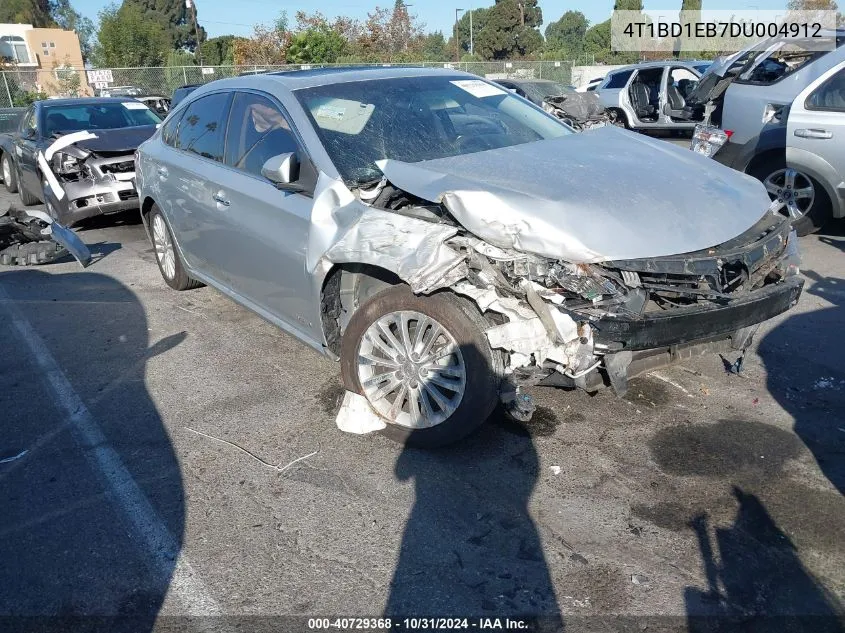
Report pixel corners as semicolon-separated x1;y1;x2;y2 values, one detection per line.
224;92;299;177
605;70;633;89
175;92;231;162
806;68;845;112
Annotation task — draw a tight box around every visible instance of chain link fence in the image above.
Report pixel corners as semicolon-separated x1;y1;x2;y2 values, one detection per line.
1;60;575;107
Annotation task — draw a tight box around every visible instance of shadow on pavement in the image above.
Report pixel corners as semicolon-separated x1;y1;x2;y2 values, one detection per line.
685;488;844;632
0;268;185;631
760;270;845;496
384;342;563;631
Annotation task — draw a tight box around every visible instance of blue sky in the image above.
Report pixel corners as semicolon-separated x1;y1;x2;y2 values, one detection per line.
71;0;790;39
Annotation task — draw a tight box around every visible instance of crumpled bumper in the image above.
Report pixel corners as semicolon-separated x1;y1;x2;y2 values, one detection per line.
48;177;139;226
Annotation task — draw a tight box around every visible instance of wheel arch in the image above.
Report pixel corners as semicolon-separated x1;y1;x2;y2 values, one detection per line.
319;263;402;356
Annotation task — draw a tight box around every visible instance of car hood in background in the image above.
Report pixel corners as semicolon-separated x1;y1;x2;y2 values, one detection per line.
378;126;773;263
70;125;158;154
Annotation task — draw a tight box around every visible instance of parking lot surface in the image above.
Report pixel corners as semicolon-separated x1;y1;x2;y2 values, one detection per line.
0;185;843;630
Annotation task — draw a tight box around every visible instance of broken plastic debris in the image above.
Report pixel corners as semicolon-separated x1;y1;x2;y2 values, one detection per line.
631;574;650;585
550;466;561;475
335;391;387;435
503;390;536;423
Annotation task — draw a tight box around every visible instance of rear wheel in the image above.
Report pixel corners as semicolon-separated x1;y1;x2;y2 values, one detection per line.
749;156;831;236
2;153;17;193
149;206;202;291
340;285;502;448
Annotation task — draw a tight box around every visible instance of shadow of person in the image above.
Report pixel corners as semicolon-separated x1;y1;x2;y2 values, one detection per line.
383;342;562;631
0;268;186;631
685;487;844;632
759;270;845;496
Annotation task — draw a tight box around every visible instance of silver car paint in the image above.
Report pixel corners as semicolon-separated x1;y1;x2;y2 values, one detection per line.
379;126;773;262
787;60;845;218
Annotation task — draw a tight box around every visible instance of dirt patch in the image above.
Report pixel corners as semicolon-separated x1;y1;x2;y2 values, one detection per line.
624;378;673;408
649;419;803;478
316;378;345;415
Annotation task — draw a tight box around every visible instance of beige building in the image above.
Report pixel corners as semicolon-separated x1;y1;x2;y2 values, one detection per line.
1;23;91;97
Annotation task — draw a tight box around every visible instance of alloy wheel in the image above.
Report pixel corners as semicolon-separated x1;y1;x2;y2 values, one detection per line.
357;311;466;430
152;214;176;280
763;168;815;221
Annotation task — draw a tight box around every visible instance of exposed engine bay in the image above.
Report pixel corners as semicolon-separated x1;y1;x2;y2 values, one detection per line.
40;131;140;225
541;92;620;131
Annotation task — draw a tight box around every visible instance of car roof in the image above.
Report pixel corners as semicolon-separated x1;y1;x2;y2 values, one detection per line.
608;60;708;74
497;78;561;85
37;97;141;107
194;65;478;93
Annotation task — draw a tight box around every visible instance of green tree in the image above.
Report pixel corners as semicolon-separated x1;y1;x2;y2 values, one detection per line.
287;26;347;63
454;7;490;58
614;0;644;9
544;10;588;59
474;0;544;60
123;0;206;52
50;0;95;62
200;35;237;66
0;0;52;27
94;3;168;67
165;49;195;92
421;32;448;61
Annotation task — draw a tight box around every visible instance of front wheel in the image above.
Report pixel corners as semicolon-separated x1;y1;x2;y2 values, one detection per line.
749;157;831;236
340;286;502;448
2;153;17;193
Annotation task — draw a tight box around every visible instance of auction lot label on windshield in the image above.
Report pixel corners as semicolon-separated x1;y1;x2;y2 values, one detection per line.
611;10;838;53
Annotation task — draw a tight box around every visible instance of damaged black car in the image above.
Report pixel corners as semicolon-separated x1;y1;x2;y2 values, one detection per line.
0;97;161;226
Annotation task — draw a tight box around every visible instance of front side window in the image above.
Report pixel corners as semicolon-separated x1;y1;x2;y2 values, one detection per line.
41;101;161;136
161;109;185;146
806;68;845;112
295;76;570;184
174;92;231;162
21;108;36;136
224;92;299;177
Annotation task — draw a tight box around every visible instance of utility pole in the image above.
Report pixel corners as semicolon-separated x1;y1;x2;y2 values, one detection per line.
454;8;464;62
186;0;204;66
469;6;473;56
517;1;525;26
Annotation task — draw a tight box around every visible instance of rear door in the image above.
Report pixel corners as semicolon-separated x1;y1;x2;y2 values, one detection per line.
787;61;845;217
162;91;233;280
208;90;318;337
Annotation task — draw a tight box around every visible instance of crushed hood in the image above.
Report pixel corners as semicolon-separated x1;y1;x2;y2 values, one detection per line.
66;125;157;154
378;126;773;262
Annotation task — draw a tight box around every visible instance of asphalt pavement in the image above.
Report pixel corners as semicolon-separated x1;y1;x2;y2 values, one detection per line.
0;185;843;631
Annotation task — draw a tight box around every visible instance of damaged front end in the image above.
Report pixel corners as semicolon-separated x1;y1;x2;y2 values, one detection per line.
40;131;144;226
446;212;802;399
542;92;620;132
323;170;802;418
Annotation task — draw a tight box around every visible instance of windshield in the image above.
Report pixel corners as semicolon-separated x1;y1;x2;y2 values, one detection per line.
295;75;571;184
42;101;161;136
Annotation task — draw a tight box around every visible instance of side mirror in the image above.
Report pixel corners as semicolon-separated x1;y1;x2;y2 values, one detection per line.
261;152;300;186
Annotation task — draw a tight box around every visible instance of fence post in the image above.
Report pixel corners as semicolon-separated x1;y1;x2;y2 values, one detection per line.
2;72;12;107
182;66;187;84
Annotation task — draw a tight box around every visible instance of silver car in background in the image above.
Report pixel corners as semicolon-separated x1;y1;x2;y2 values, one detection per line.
596;60;710;131
689;32;845;235
135;67;803;447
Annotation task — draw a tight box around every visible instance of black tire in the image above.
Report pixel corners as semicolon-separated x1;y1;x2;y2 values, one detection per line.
340;285;503;448
148;205;202;291
748;155;831;237
18;168;40;206
2;153;17;193
609;108;630;129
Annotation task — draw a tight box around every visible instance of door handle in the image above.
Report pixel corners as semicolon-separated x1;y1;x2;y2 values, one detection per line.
212;191;230;207
794;128;832;139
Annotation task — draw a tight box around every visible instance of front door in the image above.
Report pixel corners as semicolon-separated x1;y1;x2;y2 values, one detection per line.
209;90;318;338
787;60;845;217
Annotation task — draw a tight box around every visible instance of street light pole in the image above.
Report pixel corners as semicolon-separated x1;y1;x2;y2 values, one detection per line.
469;6;473;56
454;8;464;63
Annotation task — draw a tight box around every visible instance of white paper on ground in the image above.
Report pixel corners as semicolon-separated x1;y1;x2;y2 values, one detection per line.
335;391;387;435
